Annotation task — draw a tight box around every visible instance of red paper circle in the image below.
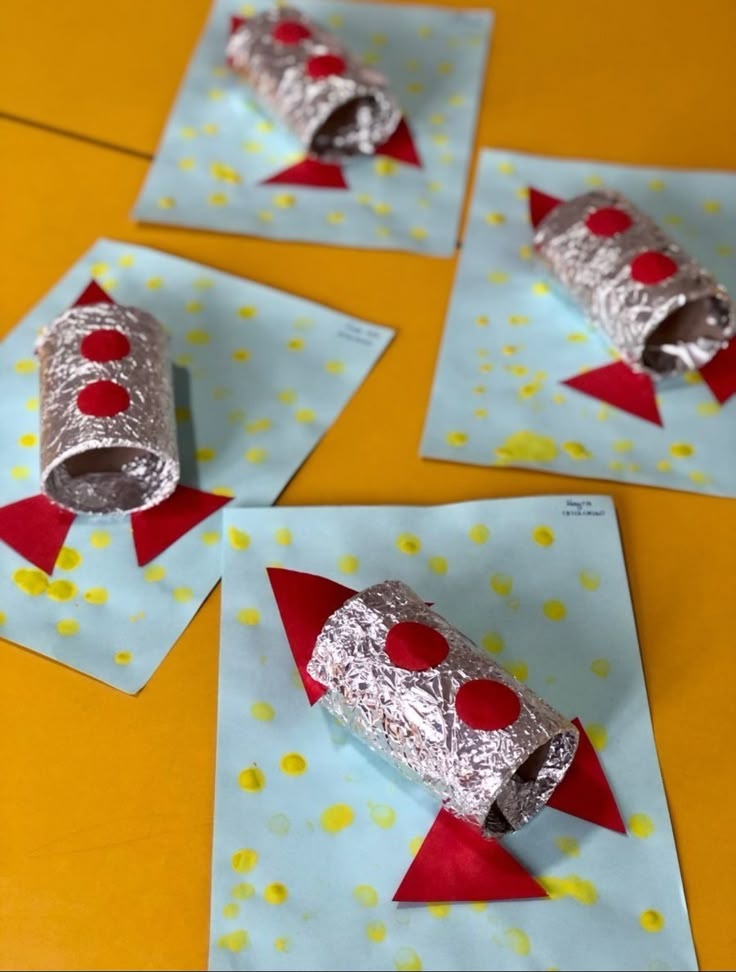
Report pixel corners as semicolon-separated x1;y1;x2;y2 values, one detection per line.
585;207;633;237
630;251;678;285
77;380;131;417
384;621;450;671
455;679;521;731
80;329;131;363
272;20;312;45
306;53;347;79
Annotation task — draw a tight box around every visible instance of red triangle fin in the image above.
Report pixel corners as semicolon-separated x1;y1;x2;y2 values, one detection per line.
73;281;115;308
131;486;231;566
261;157;349;190
563;361;663;426
699;338;736;405
377;117;422;168
529;187;563;229
0;494;76;574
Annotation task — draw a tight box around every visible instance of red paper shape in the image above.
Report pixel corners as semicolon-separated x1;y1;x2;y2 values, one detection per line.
267;567;357;704
80;329;131;363
0;494;76;574
630;251;678;285
377;117;422;168
455;679;521;732
131;485;231;567
394;809;548;903
73;280;114;308
76;380;130;417
384;621;449;671
699;337;736;404
529;187;563;229
562;361;663;426
272;20;311;45
229;15;246;35
547;717;626;833
261;157;349;190
585;207;632;238
306;53;347;79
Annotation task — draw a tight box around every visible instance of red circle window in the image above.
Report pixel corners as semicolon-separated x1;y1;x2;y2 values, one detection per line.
80;329;131;363
455;679;521;731
384;621;450;671
305;54;347;79
76;380;131;417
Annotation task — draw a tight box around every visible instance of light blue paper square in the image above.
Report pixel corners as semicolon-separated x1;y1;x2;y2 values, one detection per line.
133;0;492;256
210;496;696;971
0;239;393;692
421;149;736;496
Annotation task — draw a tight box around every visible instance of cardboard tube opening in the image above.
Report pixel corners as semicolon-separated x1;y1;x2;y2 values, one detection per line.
642;295;731;374
310;96;385;157
46;447;174;514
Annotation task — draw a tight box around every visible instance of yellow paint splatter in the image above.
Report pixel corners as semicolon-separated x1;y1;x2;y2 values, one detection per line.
238;766;266;792
590;658;610;678
280;752;307;775
481;632;504;654
366;921;386;942
495;430;558;463
503;660;528;681
18;433;37;447
487;270;509;284
56;619;79;636
274;937;291;953
396;533;421;555
231;882;255;899
273;193;296;208
338;554;359;574
640;909;665;932
554;837;580;857
504;929;531;955
245;447;268;463
238;305;257;319
250;701;274;721
353;885;379;907
468;524;490;544
408;836;424;856
56;547;82;571
629;813;655;838
201;531;220;546
532;281;551;295
669;442;694;458
428;556;448;575
543;600;567;621
586;724;607;751
325;360;344;374
90;530;110;549
445;430;468;447
46;580;77;602
217;930;249;952
320;803;354;833
222;903;239;919
114;651;132;665
374;158;398;176
395;946;423;971
490;573;513;596
267;813;290;836
263;882;288;904
369;804;396;828
427;903;451;918
13;568;49;596
563;441;592;460
173;587;193;603
697;401;720;416
579;569;601;591
237;608;261;626
14;358;38;374
485;212;506;225
274;528;292;546
144;564;166;582
539;874;598;904
689;471;712;485
532;525;555;547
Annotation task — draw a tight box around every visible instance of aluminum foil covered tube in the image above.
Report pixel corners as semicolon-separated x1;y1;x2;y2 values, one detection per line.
533;189;734;377
308;580;578;837
226;6;401;161
36;302;179;515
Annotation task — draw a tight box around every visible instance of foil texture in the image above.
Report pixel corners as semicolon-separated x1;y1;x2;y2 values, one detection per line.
533;189;734;377
227;6;401;162
36;303;179;516
308;581;578;837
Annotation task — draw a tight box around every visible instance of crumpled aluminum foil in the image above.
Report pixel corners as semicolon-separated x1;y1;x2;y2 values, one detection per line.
36;303;179;515
308;580;578;836
227;6;401;161
533;189;734;377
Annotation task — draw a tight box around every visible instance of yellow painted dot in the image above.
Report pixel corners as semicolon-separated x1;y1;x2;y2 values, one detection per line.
648;179;665;191
56;618;79;637
237;608;260;626
579;569;601;591
217;930;249;952
173;587;193;603
503;929;531;955
89;530;110;549
14;357;37;375
245;417;272;433
320;803;354;833
17;433;37;447
222;902;240;920
114;651;132;665
272;192;296;209
586;724;607;751
25;397;38;411
664;214;682;226
487;270;509;284
263;882;288;905
13;568;49;596
354;885;379;907
327;211;345;225
238;766;266;792
10;466;30;480
232;882;255;900
208;192;229;206
539;874;598;905
508;314;530;325
716;243;733;257
324;359;345;375
294;408;316;424
374;158;398;176
518;244;533;260
468;524;490;544
195;447;216;463
591;658;610;678
554;836;580;857
369;804;396;828
427;903;451;918
485;211;506;226
209;161;241;183
689;470;712;485
543;600;567;621
567;332;588;342
272;528;291;547
563;441;592;460
516;186;530;200
532;525;555;547
232;848;259;873
506;364;528;377
702;200;721;213
697;401;721;416
475;315;489;326
274;937;291;952
408;836;424;857
236;305;258;320
481;632;504;654
495;430;557;463
396;533;421;555
280;752;307;775
157;196;175;209
395;946;422;971
178;157;196;170
201;531;219;547
144;565;166;583
251;702;275;723
640;909;665;933
409;227;428;241
46;579;77;602
629;813;655;838
338;554;359;574
56;547;82;571
532;281;551;295
669;442;694;457
245;447;268;463
490;573;513;596
213;486;234;497
287;337;305;352
427;556;447;576
187;329;211;346
366;920;386;943
503;660;528;681
267;813;290;836
445;430;468;447
407;81;424;94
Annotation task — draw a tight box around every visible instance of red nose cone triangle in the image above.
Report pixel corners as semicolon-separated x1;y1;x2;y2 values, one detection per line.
73;280;115;308
131;485;232;567
229;15;247;36
377;117;422;168
0;494;76;574
699;337;736;405
562;361;662;426
547;718;626;833
529;187;563;229
394;809;548;903
267;567;357;704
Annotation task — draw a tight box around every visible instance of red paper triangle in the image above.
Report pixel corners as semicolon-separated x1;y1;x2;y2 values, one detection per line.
267;567;357;705
394;809;548;903
529;187;563;229
699;338;736;405
229;15;246;36
261;157;349;190
377;117;422;168
0;494;76;574
73;280;114;308
547;718;626;834
131;485;231;566
562;361;663;426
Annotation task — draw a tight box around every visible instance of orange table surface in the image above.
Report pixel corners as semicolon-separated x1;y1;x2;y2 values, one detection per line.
1;1;736;969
